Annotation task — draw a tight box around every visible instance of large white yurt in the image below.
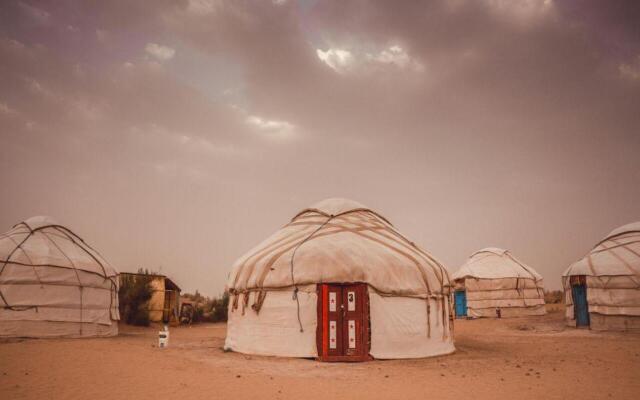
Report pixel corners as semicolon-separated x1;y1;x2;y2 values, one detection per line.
0;216;119;338
563;222;640;331
451;248;546;318
225;198;454;361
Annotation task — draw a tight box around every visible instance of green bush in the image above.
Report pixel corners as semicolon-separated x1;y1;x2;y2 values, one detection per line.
119;269;153;326
180;291;229;323
211;292;229;323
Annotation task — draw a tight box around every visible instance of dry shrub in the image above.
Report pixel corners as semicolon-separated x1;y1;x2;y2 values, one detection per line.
544;290;563;304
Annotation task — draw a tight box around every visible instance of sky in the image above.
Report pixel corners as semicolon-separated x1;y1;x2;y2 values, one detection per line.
1;0;639;295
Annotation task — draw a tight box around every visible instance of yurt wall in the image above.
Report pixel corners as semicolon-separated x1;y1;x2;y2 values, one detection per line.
563;222;640;331
0;216;119;338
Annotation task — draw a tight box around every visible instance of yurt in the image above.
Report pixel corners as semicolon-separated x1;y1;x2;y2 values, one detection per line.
225;198;454;361
563;222;640;331
0;216;119;337
451;248;546;318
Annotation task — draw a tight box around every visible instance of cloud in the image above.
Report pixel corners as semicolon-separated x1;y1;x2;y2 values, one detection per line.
0;102;18;115
317;45;423;74
245;115;295;139
187;0;220;16
316;48;354;73
96;29;109;43
152;161;207;182
619;56;640;81
0;0;639;297
18;2;50;24
145;43;176;61
368;45;424;71
484;0;555;22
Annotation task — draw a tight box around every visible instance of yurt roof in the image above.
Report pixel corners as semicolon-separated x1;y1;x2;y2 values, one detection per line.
452;247;543;281
227;198;450;296
0;216;117;278
563;221;640;278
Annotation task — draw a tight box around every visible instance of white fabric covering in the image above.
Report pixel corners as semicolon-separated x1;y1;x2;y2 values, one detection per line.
451;248;546;318
563;222;640;330
369;292;454;359
0;217;119;338
229;198;449;297
225;198;454;359
225;287;318;357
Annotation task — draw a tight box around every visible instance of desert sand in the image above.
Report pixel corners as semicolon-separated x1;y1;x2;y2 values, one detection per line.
1;306;639;400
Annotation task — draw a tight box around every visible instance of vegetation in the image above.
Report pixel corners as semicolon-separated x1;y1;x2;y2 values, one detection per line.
181;290;229;323
544;290;563;304
119;268;154;326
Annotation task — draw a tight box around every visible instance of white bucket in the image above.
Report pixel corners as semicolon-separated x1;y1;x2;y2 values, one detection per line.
158;330;169;348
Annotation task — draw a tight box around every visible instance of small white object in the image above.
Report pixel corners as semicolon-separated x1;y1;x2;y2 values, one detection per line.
158;329;169;348
329;292;336;312
329;321;337;349
347;291;355;311
348;320;356;348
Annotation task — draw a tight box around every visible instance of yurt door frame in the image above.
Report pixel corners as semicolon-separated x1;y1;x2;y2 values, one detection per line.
316;283;371;362
454;290;467;318
570;275;590;327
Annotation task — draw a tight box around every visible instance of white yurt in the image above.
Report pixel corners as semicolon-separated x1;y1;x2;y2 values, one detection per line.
0;216;119;337
563;222;640;331
225;198;454;361
451;248;546;318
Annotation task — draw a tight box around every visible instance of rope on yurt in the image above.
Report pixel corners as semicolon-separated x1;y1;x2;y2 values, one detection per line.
0;227;39;311
231;292;239;311
362;211;453;337
363;211;452;338
251;290;267;313
592;229;640;250
426;296;431;338
49;225;120;325
1;222;118;327
506;251;544;301
5;234;44;288
606;241;640;276
241;292;250;315
289;213;334;333
42;227;89;335
370;212;447;288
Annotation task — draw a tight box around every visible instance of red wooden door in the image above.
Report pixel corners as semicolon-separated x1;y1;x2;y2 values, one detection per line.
317;283;370;362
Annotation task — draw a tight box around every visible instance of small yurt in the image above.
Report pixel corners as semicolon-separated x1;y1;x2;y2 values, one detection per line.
0;216;119;337
225;198;454;361
563;222;640;331
451;248;546;318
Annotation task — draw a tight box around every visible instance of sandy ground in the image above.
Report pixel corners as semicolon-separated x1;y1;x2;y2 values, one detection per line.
1;306;639;400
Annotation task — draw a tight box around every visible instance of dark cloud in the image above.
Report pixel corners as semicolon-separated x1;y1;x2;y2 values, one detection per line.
1;0;639;294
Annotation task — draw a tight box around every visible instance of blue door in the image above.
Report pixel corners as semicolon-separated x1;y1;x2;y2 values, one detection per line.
572;284;590;327
454;291;467;318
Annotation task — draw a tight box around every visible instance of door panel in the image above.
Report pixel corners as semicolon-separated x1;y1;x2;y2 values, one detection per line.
318;283;369;361
326;284;343;356
572;284;590;327
455;291;467;317
342;284;364;356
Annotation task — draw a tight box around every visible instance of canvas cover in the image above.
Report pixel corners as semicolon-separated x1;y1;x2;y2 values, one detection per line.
563;222;640;330
225;285;455;359
0;216;119;337
452;248;545;318
225;198;454;359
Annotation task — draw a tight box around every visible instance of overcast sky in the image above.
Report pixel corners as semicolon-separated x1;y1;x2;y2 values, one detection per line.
1;0;639;294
